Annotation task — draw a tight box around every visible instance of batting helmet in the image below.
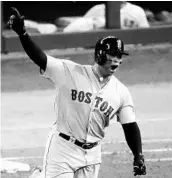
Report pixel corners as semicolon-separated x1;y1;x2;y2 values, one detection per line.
94;36;129;65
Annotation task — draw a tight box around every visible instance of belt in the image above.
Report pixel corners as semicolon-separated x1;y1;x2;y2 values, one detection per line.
59;133;98;149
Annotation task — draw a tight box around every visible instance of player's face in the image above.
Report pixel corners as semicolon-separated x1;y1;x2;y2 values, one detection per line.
101;53;122;77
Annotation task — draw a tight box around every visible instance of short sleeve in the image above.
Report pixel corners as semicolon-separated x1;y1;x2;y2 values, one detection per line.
121;87;134;108
40;55;66;88
117;87;136;124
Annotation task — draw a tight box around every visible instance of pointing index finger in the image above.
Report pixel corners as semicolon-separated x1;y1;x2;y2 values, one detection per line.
11;7;21;17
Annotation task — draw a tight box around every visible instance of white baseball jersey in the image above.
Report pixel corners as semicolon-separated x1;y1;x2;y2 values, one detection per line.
42;55;135;143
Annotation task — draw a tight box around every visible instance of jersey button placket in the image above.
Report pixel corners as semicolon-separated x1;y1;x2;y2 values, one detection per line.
86;104;96;144
85;84;98;142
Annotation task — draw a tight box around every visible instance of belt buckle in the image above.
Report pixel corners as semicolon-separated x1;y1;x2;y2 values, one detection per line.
69;136;76;143
82;143;93;149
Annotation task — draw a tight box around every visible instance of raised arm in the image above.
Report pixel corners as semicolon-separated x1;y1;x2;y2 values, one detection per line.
8;7;47;71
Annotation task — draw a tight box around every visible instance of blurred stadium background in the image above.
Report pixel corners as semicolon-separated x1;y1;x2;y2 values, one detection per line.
1;1;172;178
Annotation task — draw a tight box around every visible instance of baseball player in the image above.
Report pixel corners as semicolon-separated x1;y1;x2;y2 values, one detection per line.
8;7;146;178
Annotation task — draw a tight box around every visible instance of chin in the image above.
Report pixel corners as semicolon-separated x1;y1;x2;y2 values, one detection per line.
107;72;114;76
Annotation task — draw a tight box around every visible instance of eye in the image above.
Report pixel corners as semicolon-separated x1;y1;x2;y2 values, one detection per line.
107;58;113;62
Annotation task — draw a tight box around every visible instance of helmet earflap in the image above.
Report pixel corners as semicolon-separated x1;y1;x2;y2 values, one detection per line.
95;49;107;65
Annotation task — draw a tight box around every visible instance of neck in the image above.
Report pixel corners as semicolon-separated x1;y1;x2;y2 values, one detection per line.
93;64;109;81
93;64;107;78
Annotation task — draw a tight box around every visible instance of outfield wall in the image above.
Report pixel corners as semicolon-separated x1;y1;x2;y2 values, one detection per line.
2;25;172;53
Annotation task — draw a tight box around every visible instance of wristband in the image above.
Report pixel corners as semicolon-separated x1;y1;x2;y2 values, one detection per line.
19;30;27;37
23;31;27;35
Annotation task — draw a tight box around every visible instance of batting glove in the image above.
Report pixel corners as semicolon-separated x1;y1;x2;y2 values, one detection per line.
133;153;146;176
7;7;26;36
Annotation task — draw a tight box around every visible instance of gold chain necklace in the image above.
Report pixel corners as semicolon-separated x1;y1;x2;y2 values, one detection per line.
92;66;111;88
92;66;103;82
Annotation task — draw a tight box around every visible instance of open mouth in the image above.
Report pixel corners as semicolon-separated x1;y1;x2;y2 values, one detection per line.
110;65;118;71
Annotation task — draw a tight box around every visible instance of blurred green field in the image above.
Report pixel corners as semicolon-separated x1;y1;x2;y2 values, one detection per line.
1;45;172;178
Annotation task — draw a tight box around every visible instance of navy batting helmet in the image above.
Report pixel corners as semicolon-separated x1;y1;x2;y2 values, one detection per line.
95;36;129;65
